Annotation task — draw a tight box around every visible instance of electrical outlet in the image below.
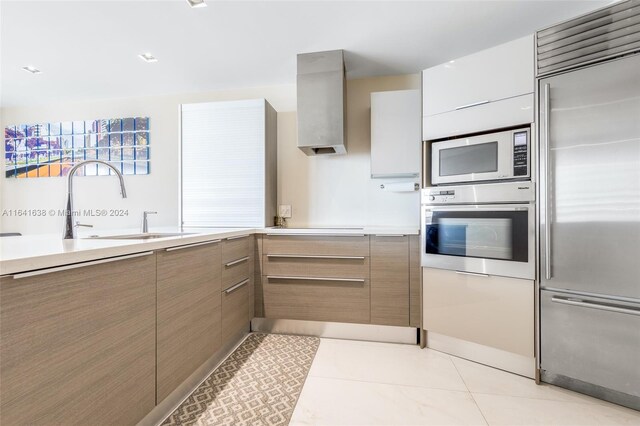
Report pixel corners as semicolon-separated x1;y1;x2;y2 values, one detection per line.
279;204;292;218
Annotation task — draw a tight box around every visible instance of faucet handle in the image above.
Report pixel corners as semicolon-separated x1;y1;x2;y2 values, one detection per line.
142;211;157;233
74;221;93;228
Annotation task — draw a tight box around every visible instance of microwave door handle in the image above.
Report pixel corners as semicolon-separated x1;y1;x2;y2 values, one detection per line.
543;83;552;280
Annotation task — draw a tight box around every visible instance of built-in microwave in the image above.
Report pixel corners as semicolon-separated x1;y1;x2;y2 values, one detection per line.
430;127;530;186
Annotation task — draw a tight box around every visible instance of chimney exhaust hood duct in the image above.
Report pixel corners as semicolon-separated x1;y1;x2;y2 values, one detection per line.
297;50;347;155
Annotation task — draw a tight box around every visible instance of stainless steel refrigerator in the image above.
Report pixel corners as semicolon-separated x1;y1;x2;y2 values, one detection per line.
538;35;640;409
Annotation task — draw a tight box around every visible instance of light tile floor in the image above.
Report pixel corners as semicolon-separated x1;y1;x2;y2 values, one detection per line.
290;338;640;425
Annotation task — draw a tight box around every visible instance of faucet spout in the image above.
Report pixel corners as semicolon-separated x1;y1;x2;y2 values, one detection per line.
63;160;127;239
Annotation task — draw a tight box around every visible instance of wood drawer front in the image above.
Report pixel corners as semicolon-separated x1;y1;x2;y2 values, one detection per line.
264;254;369;279
221;278;251;345
157;242;222;403
264;235;369;257
263;276;370;324
222;235;253;264
222;255;253;291
370;235;409;326
0;254;156;426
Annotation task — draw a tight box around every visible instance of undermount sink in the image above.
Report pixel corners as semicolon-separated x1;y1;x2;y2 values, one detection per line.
86;232;195;240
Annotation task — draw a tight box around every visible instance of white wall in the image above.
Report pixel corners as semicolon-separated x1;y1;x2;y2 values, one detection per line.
278;74;421;228
1;74;420;235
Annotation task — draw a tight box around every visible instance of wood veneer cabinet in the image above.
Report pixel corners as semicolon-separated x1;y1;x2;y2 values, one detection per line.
222;278;252;344
221;235;254;345
0;253;156;426
409;235;421;327
156;240;222;403
254;234;265;317
370;235;410;326
259;234;421;327
262;235;371;323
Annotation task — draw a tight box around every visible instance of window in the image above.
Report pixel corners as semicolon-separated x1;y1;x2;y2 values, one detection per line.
4;117;150;178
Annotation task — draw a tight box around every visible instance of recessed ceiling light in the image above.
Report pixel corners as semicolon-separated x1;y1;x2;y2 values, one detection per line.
186;0;207;8
22;66;42;74
138;53;158;63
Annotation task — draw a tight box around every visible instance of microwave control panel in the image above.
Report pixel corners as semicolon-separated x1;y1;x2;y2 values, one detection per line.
513;131;529;177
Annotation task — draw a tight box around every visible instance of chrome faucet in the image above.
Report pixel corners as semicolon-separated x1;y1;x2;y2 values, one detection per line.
63;160;127;239
142;211;157;233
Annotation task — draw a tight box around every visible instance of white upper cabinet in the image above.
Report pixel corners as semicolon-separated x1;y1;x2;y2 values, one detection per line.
370;89;421;178
181;99;277;228
422;35;534;139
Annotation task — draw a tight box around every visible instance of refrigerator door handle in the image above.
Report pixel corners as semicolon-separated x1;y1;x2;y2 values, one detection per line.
543;83;552;280
551;296;640;317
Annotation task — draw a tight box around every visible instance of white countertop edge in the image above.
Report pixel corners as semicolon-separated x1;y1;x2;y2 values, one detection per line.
1;226;420;275
257;227;420;236
0;228;256;276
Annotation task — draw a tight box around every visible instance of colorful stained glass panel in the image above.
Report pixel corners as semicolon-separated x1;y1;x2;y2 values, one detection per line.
4;116;150;178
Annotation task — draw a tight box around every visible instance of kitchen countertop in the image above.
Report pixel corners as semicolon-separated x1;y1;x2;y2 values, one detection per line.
258;226;419;236
0;226;419;275
0;228;255;276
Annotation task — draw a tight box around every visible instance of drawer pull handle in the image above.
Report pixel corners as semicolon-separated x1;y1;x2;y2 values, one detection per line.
374;234;406;237
266;254;365;260
267;275;365;283
455;271;489;278
265;233;366;237
165;239;221;252
226;234;250;241
455;100;490;110
225;256;250;267
224;278;250;294
12;251;154;279
551;296;640;317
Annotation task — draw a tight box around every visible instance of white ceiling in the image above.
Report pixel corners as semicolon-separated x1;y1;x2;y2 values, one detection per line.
1;0;610;108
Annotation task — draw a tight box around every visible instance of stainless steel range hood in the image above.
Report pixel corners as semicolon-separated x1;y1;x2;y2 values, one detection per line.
297;50;347;155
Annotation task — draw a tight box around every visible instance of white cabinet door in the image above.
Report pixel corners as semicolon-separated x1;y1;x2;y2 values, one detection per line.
370;90;421;178
181;99;276;227
423;35;534;117
423;93;534;140
423;267;535;377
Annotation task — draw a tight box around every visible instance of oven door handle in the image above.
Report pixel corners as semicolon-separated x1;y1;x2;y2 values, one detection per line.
455;271;490;278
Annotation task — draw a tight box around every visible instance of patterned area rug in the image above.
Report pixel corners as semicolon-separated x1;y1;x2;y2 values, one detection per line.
162;333;320;426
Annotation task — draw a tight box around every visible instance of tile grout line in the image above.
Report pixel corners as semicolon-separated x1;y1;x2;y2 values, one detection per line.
451;358;492;426
467;390;616;407
447;356;618;408
469;391;640;411
306;372;472;395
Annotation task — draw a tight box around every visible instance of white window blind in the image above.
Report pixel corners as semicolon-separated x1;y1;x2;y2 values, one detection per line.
181;99;266;227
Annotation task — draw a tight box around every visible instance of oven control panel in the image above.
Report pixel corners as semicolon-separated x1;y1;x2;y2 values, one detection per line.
426;189;455;203
422;182;535;205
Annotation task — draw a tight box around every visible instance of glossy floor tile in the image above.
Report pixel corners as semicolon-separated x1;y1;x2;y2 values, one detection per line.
291;338;640;426
451;356;610;405
308;338;467;391
290;376;487;426
472;393;640;426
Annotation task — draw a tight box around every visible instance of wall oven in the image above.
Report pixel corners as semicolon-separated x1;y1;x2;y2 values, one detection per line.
421;182;535;280
431;126;530;186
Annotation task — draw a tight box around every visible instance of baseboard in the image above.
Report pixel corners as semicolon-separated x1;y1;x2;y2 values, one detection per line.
427;331;536;378
251;317;418;344
137;326;250;426
541;370;640;411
